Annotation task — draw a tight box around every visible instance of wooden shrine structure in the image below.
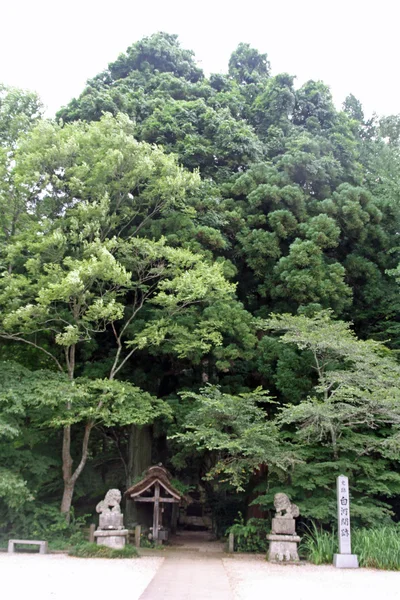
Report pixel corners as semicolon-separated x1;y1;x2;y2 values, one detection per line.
125;465;190;541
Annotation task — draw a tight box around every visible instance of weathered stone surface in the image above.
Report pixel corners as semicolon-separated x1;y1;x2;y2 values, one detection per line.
271;517;296;535
96;489;122;513
96;488;125;530
334;475;358;568
274;493;299;519
99;511;124;530
267;534;301;562
8;539;48;554
94;529;128;537
94;529;128;549
267;534;301;542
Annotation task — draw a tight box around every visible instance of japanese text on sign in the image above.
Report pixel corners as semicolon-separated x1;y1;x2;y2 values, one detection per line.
337;475;352;554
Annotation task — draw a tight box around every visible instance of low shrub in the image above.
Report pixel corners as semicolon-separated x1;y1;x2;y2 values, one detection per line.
68;542;139;559
227;514;270;553
139;534;163;549
302;523;400;570
0;503;89;547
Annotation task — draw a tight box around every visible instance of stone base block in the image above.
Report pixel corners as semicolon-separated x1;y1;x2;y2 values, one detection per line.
94;529;128;549
272;517;296;535
333;553;359;568
99;512;124;530
267;534;301;562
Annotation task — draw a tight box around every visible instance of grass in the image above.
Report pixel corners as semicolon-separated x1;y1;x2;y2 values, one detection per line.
301;524;336;564
353;527;400;570
301;523;400;570
68;542;139;559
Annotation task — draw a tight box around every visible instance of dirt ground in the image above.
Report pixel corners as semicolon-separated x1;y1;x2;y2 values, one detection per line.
0;553;163;600
1;550;400;600
222;554;400;600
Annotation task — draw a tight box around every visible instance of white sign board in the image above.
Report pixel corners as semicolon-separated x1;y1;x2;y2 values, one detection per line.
337;475;351;554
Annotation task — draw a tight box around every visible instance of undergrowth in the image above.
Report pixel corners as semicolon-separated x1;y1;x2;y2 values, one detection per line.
227;514;269;553
0;503;89;548
302;523;400;570
68;542;139;559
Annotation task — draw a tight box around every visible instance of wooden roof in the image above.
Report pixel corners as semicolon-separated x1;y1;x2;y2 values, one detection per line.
125;465;191;503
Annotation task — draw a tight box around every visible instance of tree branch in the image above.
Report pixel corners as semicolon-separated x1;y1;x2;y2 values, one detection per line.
70;421;94;484
0;333;64;372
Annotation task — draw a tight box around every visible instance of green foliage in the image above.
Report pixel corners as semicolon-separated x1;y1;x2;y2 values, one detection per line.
0;470;33;509
227;514;269;553
69;542;139;559
109;32;203;83
0;361;171;431
171;385;295;490
0;85;43;245
228;43;270;85
0;502;88;544
0;84;42;147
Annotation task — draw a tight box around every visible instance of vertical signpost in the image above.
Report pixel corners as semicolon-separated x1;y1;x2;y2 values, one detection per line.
333;475;359;568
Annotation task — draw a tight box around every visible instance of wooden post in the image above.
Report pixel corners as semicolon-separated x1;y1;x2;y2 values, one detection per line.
228;532;234;553
153;482;160;542
135;525;141;548
89;523;96;543
171;502;179;534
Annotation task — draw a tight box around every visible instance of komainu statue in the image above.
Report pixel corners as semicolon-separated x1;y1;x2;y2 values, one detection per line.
267;491;301;562
273;492;299;519
96;489;122;514
96;489;124;530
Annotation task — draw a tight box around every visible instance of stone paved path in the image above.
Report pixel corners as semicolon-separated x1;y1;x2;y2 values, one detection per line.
139;553;234;600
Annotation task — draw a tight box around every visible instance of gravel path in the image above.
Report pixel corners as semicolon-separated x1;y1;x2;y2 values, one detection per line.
2;552;400;600
0;553;163;600
139;554;233;599
223;555;400;600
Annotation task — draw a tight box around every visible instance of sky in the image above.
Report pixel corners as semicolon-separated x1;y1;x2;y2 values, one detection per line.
1;0;399;118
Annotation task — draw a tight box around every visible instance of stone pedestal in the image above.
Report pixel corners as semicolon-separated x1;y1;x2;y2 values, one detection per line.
267;505;301;563
99;511;124;530
271;517;296;535
267;534;301;562
333;553;359;568
94;529;128;549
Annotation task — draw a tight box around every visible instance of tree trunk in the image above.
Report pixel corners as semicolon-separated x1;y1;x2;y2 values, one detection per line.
125;424;152;527
61;425;73;522
246;465;268;520
60;421;93;521
127;424;153;481
60;481;75;518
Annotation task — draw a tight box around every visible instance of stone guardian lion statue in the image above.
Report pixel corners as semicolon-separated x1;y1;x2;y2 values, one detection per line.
96;489;122;514
274;492;299;519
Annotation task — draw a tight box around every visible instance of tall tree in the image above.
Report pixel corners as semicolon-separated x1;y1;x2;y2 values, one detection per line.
260;311;400;524
0;113;239;516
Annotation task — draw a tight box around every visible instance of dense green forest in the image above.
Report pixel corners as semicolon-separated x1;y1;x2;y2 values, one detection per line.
2;32;400;539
